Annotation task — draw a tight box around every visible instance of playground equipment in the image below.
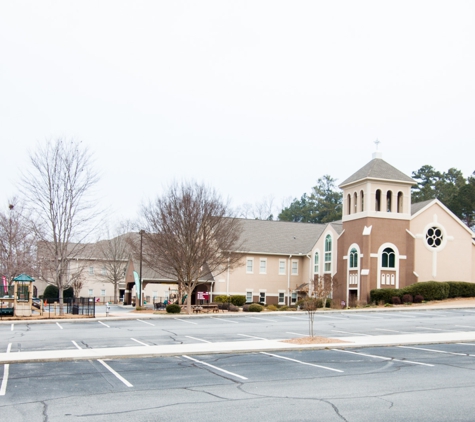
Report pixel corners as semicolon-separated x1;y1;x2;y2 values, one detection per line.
0;274;39;317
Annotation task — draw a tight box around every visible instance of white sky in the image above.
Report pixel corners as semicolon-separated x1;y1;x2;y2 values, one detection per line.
1;1;474;222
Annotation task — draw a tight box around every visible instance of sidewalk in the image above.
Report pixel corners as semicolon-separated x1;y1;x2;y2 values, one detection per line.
1;330;475;364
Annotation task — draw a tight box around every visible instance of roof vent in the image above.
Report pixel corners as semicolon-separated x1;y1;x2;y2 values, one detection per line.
372;151;383;159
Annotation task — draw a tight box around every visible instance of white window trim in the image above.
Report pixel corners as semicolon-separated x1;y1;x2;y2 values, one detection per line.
246;290;253;303
279;259;286;275
291;259;298;275
246;258;254;274
377;243;400;289
259;258;267;274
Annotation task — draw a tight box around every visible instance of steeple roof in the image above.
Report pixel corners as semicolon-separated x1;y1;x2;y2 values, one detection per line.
339;155;415;187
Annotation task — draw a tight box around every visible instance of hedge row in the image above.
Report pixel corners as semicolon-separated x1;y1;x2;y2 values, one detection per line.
213;295;247;306
370;281;475;304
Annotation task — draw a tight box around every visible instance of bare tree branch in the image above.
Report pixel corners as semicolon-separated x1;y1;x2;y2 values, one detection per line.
138;181;244;314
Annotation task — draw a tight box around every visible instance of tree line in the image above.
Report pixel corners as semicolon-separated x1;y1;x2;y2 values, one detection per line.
276;167;475;229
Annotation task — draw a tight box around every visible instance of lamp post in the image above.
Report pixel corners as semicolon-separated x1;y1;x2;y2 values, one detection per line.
139;230;145;307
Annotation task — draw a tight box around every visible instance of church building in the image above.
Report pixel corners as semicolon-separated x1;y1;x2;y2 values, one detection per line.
334;151;475;305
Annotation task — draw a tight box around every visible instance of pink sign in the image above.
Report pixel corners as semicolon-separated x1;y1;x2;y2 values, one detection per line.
197;292;209;300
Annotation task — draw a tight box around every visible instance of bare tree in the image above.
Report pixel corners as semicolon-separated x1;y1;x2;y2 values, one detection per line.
0;198;37;284
302;274;338;337
96;222;132;304
139;181;244;314
236;195;277;220
21;139;100;314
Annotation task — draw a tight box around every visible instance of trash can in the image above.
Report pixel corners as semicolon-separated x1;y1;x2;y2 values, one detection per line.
72;304;79;315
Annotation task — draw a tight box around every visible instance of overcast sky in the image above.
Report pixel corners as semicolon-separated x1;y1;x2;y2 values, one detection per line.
1;1;474;223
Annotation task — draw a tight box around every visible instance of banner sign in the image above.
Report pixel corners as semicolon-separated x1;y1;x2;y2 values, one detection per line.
197;291;209;301
133;271;141;302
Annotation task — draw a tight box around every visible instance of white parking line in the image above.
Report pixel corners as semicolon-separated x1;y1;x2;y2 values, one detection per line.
10;324;13;331
98;321;110;328
417;326;458;332
71;341;82;350
182;355;247;380
286;331;307;337
331;330;372;336
210;317;238;324
56;322;63;330
97;359;133;387
247;317;276;322
137;319;155;326
283;316;307;321
174;318;198;325
375;328;414;334
131;338;150;346
343;314;383;319
260;352;343;373
0;344;11;396
331;349;434;366
316;315;348;320
238;334;267;340
399;345;473;357
455;325;475;329
456;343;475;346
186;336;212;343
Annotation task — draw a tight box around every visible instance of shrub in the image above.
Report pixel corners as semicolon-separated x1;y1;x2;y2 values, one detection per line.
43;285;74;302
402;281;449;301
413;294;424;303
278;305;288;311
248;304;263;312
228;304;239;312
214;295;230;304
447;282;475;298
370;288;401;304
230;295;246;306
166;304;181;313
402;294;413;304
218;303;230;310
392;296;401;305
266;304;278;311
242;304;250;312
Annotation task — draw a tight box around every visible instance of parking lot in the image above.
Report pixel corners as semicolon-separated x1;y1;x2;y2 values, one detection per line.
2;309;475;421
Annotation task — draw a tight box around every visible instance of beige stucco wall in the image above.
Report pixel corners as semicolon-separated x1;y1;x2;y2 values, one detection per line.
411;202;474;282
342;180;412;221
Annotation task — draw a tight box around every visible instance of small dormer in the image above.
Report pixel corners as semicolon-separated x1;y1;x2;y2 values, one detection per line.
339;152;416;222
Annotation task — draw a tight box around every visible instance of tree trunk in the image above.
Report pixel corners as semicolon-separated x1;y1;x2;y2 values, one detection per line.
186;287;193;314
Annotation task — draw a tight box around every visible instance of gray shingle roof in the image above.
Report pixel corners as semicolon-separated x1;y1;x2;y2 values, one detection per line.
411;199;435;215
237;218;328;255
340;158;415;187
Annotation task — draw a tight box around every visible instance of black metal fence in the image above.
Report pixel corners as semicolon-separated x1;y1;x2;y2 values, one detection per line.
44;297;96;317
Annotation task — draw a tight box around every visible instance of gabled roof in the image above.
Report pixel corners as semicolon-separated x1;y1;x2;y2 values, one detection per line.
340;157;415;187
411;199;434;215
236;218;328;255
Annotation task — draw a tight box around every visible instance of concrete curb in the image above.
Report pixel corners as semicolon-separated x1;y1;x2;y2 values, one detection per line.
2;331;475;364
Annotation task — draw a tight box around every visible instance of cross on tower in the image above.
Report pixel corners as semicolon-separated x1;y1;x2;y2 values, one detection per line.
374;139;381;151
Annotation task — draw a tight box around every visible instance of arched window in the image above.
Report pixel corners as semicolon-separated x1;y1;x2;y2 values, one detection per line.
349;248;358;268
354;192;358;213
382;247;395;268
314;252;319;274
387;191;392;212
375;189;381;211
397;191;403;213
347;194;351;215
324;235;332;272
360;190;364;212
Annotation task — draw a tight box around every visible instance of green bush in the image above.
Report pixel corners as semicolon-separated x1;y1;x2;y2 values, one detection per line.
43;285;74;302
214;295;230;303
402;281;449;301
266;304;278;311
370;288;401;304
446;282;475;298
230;295;246;306
248;304;263;312
166;304;181;313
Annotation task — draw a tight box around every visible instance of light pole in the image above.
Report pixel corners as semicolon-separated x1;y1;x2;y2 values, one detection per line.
139;230;145;307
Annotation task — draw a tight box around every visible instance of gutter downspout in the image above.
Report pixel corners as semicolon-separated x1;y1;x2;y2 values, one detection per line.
306;254;311;296
226;257;230;296
287;255;292;306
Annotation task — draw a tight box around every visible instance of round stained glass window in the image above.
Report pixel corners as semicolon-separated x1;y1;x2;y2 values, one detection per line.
426;227;443;248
